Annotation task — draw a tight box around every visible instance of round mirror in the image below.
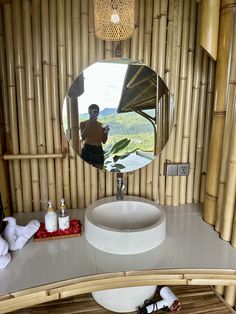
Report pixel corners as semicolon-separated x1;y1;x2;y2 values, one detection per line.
63;59;174;172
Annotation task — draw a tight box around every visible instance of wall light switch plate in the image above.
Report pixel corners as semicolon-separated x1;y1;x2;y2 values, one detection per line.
164;163;190;176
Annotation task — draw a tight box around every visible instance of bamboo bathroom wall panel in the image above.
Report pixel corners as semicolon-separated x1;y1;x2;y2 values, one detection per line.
0;0;225;223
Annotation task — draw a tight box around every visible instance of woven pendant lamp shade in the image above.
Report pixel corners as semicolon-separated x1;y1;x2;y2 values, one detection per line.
94;0;135;41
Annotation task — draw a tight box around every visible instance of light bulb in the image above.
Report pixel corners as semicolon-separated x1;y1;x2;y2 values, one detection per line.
111;10;120;24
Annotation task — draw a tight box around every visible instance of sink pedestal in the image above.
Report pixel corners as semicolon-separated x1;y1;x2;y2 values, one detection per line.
92;286;156;313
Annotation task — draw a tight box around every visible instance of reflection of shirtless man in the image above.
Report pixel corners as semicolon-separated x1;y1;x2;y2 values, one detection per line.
80;104;109;169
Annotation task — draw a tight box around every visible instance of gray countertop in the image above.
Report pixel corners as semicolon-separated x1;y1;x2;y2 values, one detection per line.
0;203;236;296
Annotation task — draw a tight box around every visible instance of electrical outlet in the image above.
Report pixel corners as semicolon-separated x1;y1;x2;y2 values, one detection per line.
164;163;190;176
178;163;190;176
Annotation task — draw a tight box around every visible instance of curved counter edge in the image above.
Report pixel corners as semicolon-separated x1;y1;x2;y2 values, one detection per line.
0;268;236;314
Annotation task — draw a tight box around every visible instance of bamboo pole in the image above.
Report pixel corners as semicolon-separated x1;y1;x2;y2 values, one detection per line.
157;0;168;205
220;92;236;242
89;0;96;65
81;0;91;207
0;6;11;215
22;0;40;212
65;0;77;209
193;53;209;203
41;0;57;206
187;4;203;204
88;0;98;203
231;203;236;248
200;59;215;204
12;0;32;212
172;0;190;206
164;0;178;205
71;0;85;209
50;0;64;209
224;286;236;307
57;0;71;208
132;168;139;196
130;0;139;61
203;2;235;224
3;4;23;213
144;0;153;66
199;0;220;61
151;0;160;71
179;0;197;204
32;0;48;211
151;1;160;204
137;0;144;63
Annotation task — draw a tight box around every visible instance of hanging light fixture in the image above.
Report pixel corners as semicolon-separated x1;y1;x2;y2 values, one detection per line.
94;0;135;41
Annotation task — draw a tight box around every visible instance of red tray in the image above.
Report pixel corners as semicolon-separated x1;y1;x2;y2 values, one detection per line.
34;219;82;242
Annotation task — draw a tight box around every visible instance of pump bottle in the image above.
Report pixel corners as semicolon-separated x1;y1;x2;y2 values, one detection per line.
58;198;70;230
45;201;57;232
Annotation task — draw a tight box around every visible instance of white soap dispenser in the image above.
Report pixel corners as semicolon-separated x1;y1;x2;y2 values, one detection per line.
58;198;70;230
45;200;58;232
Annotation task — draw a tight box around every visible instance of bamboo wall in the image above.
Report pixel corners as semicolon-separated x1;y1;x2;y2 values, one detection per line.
0;0;236;309
0;0;215;212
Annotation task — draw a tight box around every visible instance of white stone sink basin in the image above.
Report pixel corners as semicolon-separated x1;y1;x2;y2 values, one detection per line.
85;196;166;255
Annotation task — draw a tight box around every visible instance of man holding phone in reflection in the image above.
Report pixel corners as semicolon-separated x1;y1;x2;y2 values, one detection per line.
80;104;109;169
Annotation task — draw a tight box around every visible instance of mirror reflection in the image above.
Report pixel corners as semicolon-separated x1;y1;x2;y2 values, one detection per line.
63;59;174;172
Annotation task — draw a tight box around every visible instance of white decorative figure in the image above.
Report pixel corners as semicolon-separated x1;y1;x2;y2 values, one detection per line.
3;217;40;251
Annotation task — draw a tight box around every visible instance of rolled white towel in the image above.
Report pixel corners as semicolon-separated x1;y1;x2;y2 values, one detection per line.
0;253;11;269
0;235;9;256
3;217;40;251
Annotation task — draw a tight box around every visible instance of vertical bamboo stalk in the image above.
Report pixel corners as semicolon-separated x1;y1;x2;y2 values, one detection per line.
57;0;71;207
0;6;12;214
127;172;134;195
193;53;209;202
81;0;91;207
88;0;98;203
158;0;168;78
224;286;236;307
187;4;203;203
138;0;144;63
12;0;32;212
72;0;81;76
49;0;63;208
179;0;197;204
41;0;56;206
89;0;96;64
130;0;139;61
200;59;215;203
134;169;140;196
203;3;235;224
72;0;84;208
0;102;10;216
215;30;236;231
22;0;40;211
121;39;130;58
104;41;113;198
172;0;190;206
165;0;178;205
32;0;48;210
65;0;77;209
144;0;153;66
231;203;236;248
199;0;220;61
151;4;161;205
151;0;160;71
220;91;236;242
4;5;20;214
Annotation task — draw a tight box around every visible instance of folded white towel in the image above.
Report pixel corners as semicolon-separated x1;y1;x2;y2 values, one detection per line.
3;217;40;251
0;235;9;256
0;253;11;269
